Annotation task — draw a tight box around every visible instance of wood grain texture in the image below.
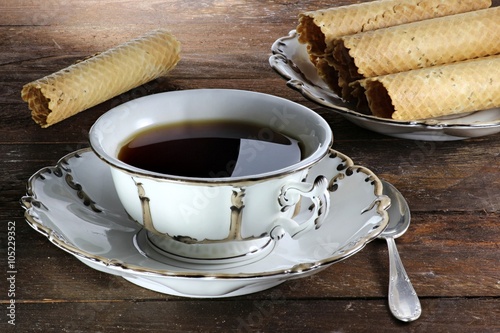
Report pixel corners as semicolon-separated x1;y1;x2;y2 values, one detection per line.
8;298;500;332
1;0;499;332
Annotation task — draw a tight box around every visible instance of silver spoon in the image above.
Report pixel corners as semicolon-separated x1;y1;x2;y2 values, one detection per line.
380;180;421;322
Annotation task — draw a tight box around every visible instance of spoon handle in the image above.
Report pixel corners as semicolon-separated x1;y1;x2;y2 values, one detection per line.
386;237;422;322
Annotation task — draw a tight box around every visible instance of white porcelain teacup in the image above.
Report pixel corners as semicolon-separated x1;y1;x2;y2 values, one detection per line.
89;89;334;263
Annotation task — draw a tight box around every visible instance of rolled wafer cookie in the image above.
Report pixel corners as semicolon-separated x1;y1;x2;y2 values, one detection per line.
313;57;341;94
298;0;492;96
331;7;500;99
22;29;181;128
351;55;500;121
297;0;491;57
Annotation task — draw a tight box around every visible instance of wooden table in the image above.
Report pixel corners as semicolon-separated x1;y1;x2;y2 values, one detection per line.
1;1;499;331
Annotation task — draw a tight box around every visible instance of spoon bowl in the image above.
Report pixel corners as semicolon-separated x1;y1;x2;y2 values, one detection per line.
379;180;422;322
381;182;411;239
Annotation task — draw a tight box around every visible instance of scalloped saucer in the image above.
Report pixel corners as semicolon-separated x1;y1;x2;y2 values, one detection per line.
21;148;389;298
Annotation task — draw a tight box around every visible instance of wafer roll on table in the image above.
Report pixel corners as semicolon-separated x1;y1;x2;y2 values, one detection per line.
297;0;491;57
331;7;500;100
21;29;181;128
351;55;500;121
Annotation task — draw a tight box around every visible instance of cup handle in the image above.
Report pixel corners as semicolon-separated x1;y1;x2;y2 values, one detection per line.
270;175;330;240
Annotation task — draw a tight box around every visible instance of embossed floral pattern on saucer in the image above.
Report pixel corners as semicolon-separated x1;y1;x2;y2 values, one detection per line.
21;148;389;298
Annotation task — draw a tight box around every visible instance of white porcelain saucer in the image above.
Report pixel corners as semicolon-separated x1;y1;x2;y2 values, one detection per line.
22;148;389;298
269;30;500;141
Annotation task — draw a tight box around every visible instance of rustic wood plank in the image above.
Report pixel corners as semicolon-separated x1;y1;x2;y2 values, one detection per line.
3;298;499;332
0;0;345;27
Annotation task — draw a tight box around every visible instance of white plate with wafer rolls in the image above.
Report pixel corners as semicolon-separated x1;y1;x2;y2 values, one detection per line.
270;1;500;141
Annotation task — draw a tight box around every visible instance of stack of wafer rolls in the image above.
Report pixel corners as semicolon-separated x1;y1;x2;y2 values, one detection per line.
297;1;500;121
22;29;181;128
297;0;492;95
331;7;500;100
297;0;491;57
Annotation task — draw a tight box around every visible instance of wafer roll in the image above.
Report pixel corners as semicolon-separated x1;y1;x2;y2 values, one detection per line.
352;55;500;121
297;0;491;57
331;7;500;99
22;29;181;128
